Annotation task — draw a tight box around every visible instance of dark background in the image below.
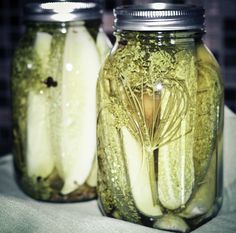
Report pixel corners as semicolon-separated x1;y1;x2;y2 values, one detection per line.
1;0;236;156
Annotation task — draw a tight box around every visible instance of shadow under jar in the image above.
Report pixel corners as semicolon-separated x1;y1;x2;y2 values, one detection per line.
96;3;224;232
11;1;111;202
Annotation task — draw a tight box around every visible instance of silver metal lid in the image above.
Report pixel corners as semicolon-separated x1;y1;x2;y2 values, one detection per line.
114;3;205;31
24;1;102;22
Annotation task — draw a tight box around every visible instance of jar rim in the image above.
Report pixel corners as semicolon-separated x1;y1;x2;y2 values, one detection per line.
114;3;205;31
24;1;102;22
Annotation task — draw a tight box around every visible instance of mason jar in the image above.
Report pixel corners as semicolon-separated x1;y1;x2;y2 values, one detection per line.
11;1;111;202
97;3;224;232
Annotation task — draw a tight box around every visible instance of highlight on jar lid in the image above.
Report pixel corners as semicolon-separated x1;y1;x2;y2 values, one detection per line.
24;1;102;22
114;3;205;31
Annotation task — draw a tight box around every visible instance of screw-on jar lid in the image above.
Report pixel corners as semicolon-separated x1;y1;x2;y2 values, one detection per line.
114;3;205;31
24;1;102;22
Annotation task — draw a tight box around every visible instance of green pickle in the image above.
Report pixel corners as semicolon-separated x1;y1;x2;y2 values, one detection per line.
12;9;111;201
97;4;223;230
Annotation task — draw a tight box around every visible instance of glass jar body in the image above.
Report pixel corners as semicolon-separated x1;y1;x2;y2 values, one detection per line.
97;31;223;232
12;19;111;202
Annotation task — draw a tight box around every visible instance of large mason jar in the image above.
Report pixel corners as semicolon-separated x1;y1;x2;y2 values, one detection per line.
11;1;111;202
97;3;224;232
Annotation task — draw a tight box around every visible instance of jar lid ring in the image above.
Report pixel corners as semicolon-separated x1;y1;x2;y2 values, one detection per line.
114;3;205;31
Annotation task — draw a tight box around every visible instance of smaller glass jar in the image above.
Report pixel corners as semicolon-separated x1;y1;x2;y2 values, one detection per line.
97;3;223;232
11;1;111;202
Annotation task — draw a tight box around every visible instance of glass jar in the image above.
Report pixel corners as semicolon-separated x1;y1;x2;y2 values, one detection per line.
11;1;111;202
97;3;223;232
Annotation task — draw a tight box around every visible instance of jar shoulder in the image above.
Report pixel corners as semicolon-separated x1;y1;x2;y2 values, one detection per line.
196;42;220;72
196;42;224;93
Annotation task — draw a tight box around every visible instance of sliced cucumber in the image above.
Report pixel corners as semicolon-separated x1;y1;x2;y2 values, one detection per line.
158;92;195;210
46;33;66;180
158;125;195;210
26;32;54;178
26;92;54;178
157;55;196;210
58;26;100;194
84;29;109;184
34;32;52;65
122;127;162;217
98;107;141;223
96;30;112;63
193;44;220;182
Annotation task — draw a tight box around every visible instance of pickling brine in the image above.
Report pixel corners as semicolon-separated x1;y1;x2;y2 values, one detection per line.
96;3;223;232
11;2;111;201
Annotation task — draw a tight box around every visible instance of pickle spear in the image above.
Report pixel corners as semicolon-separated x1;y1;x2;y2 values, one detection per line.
58;26;100;194
98;107;141;223
158;82;195;210
158;118;195;210
193;44;220;182
157;50;196;210
85;31;111;187
96;29;112;63
122;127;162;217
26;32;54;178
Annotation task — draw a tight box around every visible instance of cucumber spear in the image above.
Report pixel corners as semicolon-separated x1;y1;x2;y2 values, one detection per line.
57;26;100;194
85;30;111;187
26;32;55;179
122;127;162;217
